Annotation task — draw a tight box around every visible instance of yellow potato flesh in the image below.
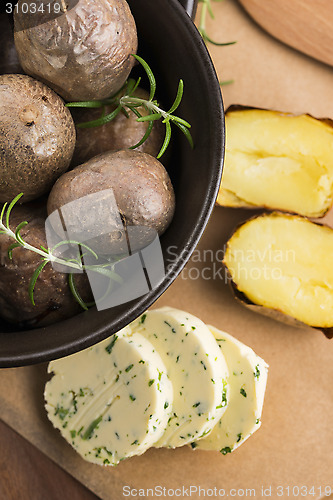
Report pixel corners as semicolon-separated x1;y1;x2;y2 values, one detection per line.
218;110;333;217
224;213;333;327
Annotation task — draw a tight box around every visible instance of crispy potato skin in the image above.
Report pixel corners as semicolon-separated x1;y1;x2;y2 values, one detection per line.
47;150;175;253
0;205;91;328
71;89;164;166
224;212;333;329
0;14;23;74
14;0;138;101
218;108;333;217
0;74;76;203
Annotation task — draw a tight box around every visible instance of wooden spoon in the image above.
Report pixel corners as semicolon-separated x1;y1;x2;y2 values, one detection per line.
238;0;333;66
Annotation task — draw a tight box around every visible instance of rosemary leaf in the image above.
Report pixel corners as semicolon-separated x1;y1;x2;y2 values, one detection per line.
157;121;172;159
130;120;154;150
6;193;23;227
29;260;48;306
168;80;184;114
68;273;89;311
133;54;156;101
77;105;122;128
15;221;28;245
7;242;21;259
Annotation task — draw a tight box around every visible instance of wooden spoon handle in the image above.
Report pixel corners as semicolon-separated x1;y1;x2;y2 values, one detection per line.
239;0;333;66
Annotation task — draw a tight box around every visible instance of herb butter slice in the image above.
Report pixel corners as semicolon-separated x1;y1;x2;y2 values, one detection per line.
44;327;173;466
194;326;268;453
132;307;229;448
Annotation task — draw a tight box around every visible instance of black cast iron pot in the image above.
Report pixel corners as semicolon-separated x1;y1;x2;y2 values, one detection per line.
0;0;225;367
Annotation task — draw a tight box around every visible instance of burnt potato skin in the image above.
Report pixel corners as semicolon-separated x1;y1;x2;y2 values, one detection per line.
0;74;76;203
0;14;23;74
0;205;91;328
71;89;164;166
14;0;138;101
47;150;175;253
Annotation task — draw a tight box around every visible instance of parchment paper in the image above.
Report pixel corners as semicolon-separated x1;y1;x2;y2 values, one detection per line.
0;1;332;499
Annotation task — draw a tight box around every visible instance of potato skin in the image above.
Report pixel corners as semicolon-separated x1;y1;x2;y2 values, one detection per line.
71;89;164;166
0;74;76;203
0;205;91;328
14;0;138;101
47;150;175;253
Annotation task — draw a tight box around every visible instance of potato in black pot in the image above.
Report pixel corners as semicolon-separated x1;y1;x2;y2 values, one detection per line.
0;205;91;328
14;0;138;101
0;74;76;203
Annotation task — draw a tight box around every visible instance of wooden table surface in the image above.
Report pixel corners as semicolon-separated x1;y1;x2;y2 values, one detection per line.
0;419;100;500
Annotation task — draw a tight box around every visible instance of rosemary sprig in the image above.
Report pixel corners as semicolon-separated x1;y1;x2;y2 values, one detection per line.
66;55;193;159
198;0;237;47
0;194;121;309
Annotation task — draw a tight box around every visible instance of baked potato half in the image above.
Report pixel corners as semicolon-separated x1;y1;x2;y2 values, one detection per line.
223;212;333;336
218;108;333;218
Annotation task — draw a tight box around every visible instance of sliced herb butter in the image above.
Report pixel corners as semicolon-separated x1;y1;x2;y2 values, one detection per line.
44;307;268;465
132;307;230;448
44;327;173;466
194;325;268;453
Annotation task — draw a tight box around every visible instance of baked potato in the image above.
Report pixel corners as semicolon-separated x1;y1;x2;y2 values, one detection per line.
223;212;333;335
0;204;91;328
0;74;76;203
14;0;138;101
218;108;333;217
47;150;175;254
71;88;164;166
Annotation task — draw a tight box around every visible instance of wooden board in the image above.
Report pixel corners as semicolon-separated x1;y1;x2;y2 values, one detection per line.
239;0;333;66
0;1;333;498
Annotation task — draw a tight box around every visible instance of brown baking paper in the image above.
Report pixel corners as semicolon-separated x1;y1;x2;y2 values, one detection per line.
0;1;333;499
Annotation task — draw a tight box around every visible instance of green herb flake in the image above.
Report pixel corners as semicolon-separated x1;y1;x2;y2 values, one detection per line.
70;430;76;439
54;405;69;421
103;459;110;465
129;394;136;401
190;442;197;449
254;364;260;379
193;402;200;408
176;355;180;363
105;335;117;354
125;364;134;372
164;402;169;409
200;360;207;371
237;433;242;443
240;387;247;398
139;360;145;364
82;416;102;440
131;439;139;446
221;379;228;407
256;418;260;425
220;446;232;455
140;313;147;324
